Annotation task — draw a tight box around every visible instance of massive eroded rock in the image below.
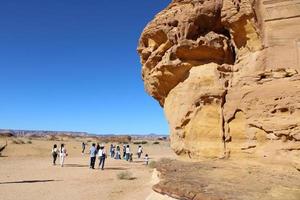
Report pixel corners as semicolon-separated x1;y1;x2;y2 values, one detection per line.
138;0;300;159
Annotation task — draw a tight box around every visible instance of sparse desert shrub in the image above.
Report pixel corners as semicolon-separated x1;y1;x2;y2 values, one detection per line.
158;136;168;141
98;135;132;143
153;141;160;145
133;141;148;145
117;171;135;180
27;140;32;144
148;161;157;169
159;158;173;164
12;139;25;144
46;135;58;141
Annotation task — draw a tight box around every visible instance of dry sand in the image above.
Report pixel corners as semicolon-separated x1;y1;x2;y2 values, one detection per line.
0;137;175;200
1;137;299;200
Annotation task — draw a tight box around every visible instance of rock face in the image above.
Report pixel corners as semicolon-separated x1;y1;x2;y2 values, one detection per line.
138;0;300;159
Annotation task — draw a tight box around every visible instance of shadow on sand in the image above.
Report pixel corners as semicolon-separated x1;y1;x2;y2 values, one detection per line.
0;179;61;185
64;164;89;168
64;164;129;171
132;160;144;163
102;167;128;171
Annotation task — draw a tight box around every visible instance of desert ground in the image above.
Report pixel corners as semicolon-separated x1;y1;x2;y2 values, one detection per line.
0;136;175;200
1;136;300;200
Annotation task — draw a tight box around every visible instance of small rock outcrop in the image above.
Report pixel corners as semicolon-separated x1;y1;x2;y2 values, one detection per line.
138;0;300;159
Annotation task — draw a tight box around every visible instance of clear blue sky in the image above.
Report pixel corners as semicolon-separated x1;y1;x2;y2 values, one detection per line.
0;0;171;134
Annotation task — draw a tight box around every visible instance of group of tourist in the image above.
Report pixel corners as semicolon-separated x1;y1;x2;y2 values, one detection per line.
108;144;134;161
51;142;149;169
51;143;67;167
88;143;107;169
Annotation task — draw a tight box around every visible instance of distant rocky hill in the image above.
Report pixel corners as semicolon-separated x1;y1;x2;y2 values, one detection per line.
0;129;89;137
0;129;168;141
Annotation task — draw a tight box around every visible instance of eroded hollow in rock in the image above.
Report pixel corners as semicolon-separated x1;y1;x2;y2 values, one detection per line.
138;0;300;159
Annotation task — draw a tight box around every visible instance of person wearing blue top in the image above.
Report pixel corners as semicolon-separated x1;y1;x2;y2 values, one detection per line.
89;143;97;169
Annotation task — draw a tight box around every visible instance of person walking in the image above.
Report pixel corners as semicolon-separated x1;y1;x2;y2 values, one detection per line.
59;144;67;167
98;145;107;170
96;143;100;153
110;144;113;158
115;145;121;159
51;144;59;165
122;145;126;159
125;145;130;161
137;145;143;159
144;154;149;165
111;145;115;158
82;142;86;155
89;143;97;169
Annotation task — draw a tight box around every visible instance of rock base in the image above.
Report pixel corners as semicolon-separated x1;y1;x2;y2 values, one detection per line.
152;158;300;200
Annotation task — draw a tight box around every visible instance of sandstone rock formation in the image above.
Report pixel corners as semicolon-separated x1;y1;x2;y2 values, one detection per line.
138;0;300;159
151;158;300;200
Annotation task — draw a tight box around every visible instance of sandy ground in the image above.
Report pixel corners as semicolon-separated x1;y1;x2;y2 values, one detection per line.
0;137;175;200
1;137;299;200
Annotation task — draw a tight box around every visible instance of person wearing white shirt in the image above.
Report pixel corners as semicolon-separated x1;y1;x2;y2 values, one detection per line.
98;145;107;170
137;145;143;159
144;154;149;165
59;144;67;167
125;145;130;161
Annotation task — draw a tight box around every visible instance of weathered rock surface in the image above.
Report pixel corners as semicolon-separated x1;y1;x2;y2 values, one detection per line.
152;158;300;200
138;0;300;159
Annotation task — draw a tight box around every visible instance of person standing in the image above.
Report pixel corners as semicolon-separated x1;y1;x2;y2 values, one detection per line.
89;143;97;169
98;145;107;170
125;145;130;161
59;144;67;167
51;144;59;165
137;145;143;159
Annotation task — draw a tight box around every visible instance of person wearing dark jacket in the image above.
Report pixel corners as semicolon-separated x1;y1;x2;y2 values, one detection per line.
51;144;59;165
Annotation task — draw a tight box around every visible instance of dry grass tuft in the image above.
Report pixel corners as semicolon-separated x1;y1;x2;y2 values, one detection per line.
148;161;157;168
117;171;135;180
12;139;25;144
